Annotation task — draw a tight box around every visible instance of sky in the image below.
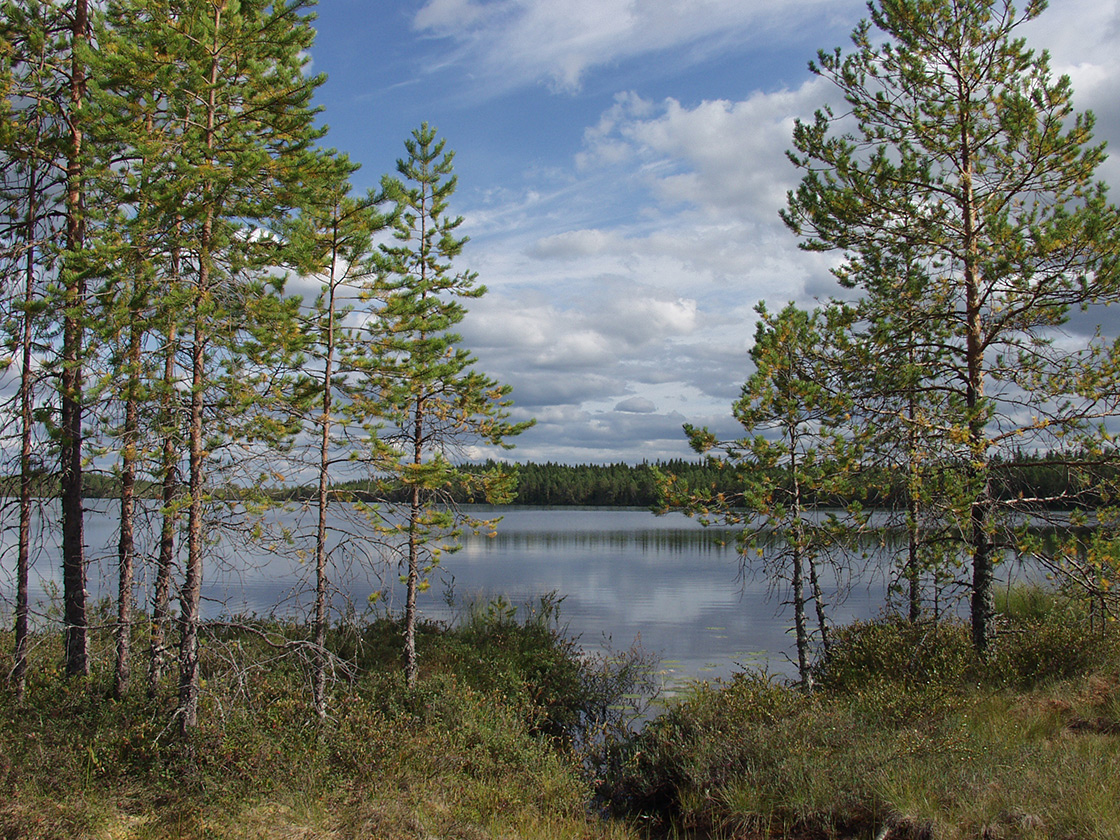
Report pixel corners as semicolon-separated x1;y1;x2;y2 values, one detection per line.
300;0;1120;465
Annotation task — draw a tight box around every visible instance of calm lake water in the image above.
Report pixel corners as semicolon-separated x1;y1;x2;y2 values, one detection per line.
2;502;1011;686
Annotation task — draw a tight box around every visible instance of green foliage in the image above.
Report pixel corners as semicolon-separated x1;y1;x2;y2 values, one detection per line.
664;303;867;682
331;594;657;754
782;0;1120;653
985;586;1120;690
602;610;1120;838
0;608;649;840
814;614;974;693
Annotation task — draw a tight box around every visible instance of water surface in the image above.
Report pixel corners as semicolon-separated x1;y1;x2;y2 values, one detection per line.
3;502;982;685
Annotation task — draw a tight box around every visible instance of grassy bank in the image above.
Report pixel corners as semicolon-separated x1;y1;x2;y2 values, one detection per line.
0;597;652;840
603;589;1120;839
2;588;1119;839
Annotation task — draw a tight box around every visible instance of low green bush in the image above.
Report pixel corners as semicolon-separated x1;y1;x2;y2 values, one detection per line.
984;585;1119;689
813;613;974;693
600;600;1120;838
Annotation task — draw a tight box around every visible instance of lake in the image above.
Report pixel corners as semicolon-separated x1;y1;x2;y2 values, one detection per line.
2;502;999;686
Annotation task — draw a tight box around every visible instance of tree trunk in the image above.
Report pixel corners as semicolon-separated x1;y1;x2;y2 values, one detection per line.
957;73;993;656
14;161;40;703
808;552;830;658
404;389;426;687
179;316;205;734
404;483;421;687
179;24;220;732
313;238;339;717
149;317;178;696
114;319;142;699
61;0;89;679
788;423;811;686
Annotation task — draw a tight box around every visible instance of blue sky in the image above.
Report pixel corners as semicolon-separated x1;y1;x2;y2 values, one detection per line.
302;0;1120;465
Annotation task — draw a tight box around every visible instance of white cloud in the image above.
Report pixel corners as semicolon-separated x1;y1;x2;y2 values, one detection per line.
445;1;1120;464
530;228;623;259
411;0;863;93
578;82;836;228
1021;0;1120;186
455;79;843;461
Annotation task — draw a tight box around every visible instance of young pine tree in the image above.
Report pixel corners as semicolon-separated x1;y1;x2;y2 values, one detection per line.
357;124;532;686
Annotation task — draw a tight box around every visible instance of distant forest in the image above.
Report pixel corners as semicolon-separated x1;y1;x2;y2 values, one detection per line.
7;453;1109;509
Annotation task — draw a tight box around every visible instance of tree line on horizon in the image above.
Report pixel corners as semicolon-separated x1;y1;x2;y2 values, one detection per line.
4;450;1110;511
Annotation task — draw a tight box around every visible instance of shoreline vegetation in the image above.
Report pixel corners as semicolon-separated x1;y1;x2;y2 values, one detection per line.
2;586;1119;839
2;451;1112;510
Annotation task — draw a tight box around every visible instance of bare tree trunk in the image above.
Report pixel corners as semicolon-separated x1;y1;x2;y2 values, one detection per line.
114;319;142;699
150;223;183;696
149;317;178;696
14;161;40;703
404;389;426;687
179;320;205;734
312;236;339;718
808;552;829;658
404;482;421;687
907;478;921;623
791;543;810;686
906;356;922;623
959;102;993;657
788;424;810;687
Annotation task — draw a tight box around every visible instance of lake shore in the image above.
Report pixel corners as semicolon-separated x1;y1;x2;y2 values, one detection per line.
3;586;1119;839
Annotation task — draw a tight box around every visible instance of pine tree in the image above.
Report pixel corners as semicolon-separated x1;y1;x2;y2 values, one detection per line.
670;304;864;685
87;0;331;730
283;159;387;717
0;0;94;682
359;124;532;686
782;0;1120;653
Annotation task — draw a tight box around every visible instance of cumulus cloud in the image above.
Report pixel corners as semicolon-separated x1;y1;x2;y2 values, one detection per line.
578;83;837;228
455;80;845;461
444;1;1120;464
1021;0;1120;186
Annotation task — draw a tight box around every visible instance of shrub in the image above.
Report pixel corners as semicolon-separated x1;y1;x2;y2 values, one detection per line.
598;671;807;823
424;594;658;753
984;585;1119;689
812;614;974;693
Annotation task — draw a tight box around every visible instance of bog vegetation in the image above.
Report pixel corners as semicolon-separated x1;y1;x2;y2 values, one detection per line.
3;0;1120;837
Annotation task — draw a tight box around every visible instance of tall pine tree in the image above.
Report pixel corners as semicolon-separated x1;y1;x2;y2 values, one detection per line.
783;0;1120;653
359;124;532;686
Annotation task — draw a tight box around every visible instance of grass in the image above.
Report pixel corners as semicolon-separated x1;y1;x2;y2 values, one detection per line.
0;597;652;840
601;587;1120;839
2;586;1119;838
